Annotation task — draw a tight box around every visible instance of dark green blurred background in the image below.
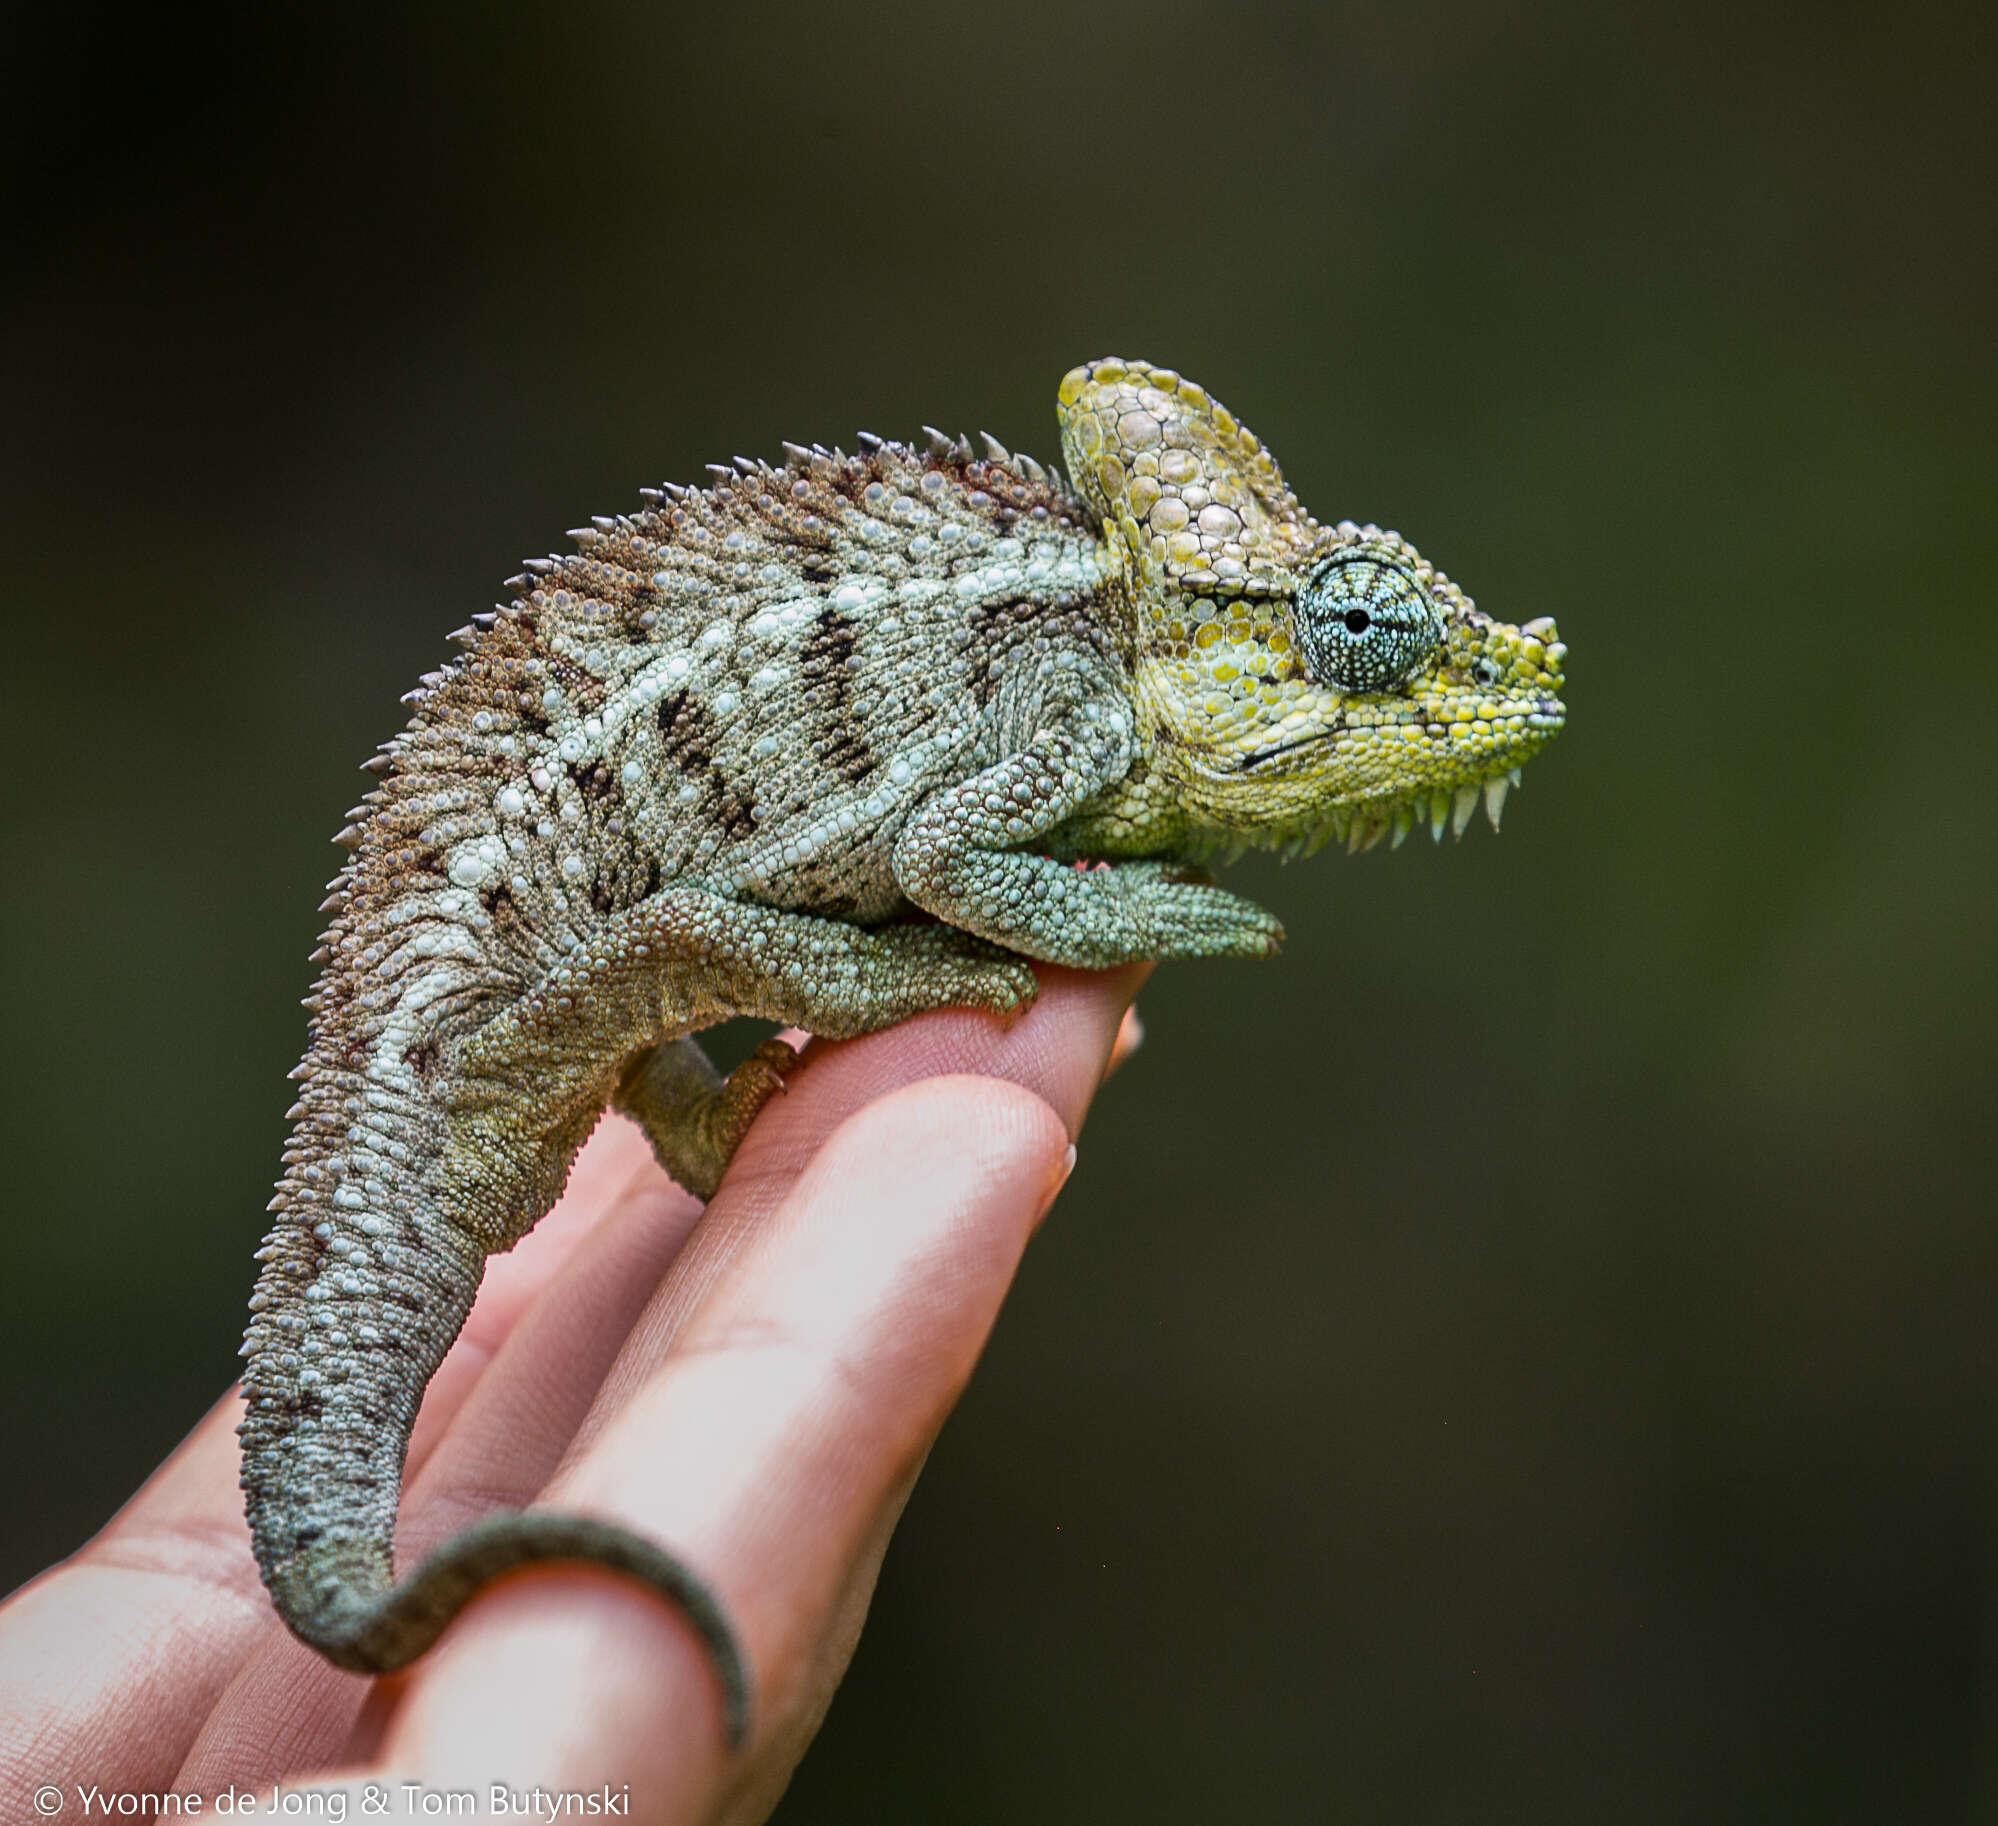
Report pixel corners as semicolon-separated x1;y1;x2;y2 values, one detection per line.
5;0;1994;1816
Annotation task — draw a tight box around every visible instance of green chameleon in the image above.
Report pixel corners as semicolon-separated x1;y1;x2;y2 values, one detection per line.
238;357;1568;1743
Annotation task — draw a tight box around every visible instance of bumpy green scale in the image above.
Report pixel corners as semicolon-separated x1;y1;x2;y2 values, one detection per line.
237;358;1568;1747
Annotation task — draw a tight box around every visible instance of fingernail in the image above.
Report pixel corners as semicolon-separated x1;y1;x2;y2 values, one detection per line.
1032;1144;1078;1232
1104;1003;1145;1080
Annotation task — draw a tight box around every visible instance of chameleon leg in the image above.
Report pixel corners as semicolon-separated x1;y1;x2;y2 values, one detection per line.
445;889;1042;1200
597;892;1052;1191
895;723;1286;968
241;888;1039;1737
612;1035;801;1202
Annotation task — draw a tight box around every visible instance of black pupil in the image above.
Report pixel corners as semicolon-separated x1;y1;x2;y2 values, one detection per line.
1343;608;1371;634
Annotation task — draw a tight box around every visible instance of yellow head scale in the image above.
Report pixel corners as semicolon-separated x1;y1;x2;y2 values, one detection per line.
1056;358;1567;856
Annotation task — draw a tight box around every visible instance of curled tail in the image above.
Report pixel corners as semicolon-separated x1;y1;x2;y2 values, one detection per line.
265;1511;750;1743
238;1038;749;1745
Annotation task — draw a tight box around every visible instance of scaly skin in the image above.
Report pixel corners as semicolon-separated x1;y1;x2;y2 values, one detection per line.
238;358;1568;1745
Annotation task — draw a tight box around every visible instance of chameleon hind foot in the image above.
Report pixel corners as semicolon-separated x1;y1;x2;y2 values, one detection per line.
614;1035;802;1201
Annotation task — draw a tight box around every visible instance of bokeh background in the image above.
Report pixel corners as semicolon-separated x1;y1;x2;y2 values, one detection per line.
5;0;1995;1817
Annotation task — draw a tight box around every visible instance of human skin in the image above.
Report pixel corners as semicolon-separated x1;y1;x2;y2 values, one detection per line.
0;966;1144;1824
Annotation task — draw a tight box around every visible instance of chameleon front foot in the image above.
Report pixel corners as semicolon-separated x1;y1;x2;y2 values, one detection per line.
614;1035;801;1201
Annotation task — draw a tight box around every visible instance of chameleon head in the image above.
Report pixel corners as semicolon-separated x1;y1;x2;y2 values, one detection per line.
1057;358;1567;852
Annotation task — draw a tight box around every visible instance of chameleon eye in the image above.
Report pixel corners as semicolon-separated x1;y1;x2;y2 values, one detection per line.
1296;552;1441;692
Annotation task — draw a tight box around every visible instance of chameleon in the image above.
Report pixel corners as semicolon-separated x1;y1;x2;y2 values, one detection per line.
237;357;1568;1744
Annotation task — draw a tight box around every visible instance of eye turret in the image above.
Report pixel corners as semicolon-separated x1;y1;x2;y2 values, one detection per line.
1295;550;1442;692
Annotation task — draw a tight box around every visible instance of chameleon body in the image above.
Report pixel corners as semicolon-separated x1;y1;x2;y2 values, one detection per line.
237;359;1568;1742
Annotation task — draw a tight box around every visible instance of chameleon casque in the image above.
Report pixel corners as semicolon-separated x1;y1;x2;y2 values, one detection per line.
238;357;1568;1743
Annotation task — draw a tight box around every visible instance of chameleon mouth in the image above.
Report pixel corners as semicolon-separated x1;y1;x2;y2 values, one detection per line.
1236;729;1334;772
1238;693;1565;776
1245;689;1566;859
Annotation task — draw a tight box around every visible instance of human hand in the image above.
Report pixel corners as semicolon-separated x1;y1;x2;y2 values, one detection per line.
0;965;1145;1824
